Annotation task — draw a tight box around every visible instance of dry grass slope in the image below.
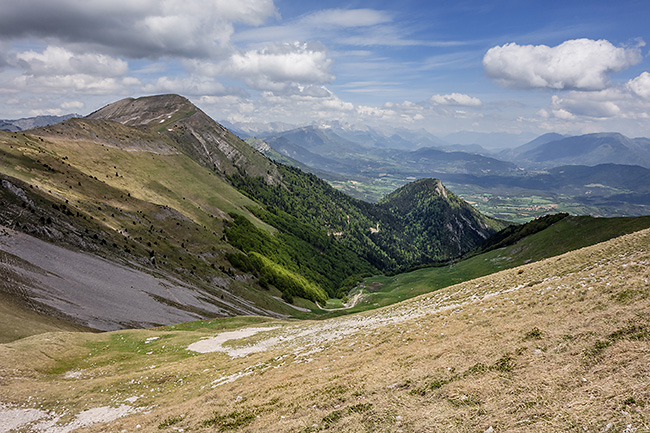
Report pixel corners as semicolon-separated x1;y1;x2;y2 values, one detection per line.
1;228;649;432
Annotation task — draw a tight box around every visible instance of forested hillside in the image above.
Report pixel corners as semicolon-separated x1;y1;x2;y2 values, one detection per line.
0;94;508;335
229;165;507;274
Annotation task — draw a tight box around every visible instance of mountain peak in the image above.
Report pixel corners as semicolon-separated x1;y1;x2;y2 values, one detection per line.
382;178;449;203
87;94;280;182
87;94;195;128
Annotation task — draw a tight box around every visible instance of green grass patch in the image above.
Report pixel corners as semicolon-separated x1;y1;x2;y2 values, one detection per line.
158;415;183;429
202;410;256;431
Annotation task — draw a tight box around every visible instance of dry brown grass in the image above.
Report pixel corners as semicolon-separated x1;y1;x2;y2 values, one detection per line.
1;229;649;432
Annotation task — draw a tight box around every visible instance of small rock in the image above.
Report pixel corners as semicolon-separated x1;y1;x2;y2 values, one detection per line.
485;427;494;433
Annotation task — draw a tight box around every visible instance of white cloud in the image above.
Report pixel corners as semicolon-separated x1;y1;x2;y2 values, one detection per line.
219;42;334;93
234;8;393;44
551;92;622;118
483;39;642;90
61;100;85;110
142;76;235;96
30;108;64;116
299;9;391;28
3;45;137;95
627;71;650;100
545;71;650;121
430;93;482;107
15;46;128;77
12;74;138;95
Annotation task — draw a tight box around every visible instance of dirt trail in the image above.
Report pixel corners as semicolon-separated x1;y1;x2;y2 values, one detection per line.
318;290;364;311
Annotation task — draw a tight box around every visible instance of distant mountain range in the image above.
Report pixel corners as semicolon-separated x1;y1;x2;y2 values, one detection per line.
506;132;650;169
250;126;650;217
0;113;79;132
257;125;518;178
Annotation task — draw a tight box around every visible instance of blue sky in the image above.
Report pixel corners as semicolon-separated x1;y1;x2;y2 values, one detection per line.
1;0;650;140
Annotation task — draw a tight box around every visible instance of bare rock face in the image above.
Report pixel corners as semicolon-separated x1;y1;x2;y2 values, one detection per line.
2;180;34;207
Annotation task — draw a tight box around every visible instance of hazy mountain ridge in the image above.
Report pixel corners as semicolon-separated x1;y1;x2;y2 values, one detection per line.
259;126;517;178
256;126;650;218
498;132;567;160
511;132;650;169
0;113;79;132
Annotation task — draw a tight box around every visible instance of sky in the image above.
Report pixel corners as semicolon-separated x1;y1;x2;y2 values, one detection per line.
1;0;650;140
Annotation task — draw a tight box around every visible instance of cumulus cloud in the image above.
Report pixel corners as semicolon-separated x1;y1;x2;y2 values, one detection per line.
550;92;622;118
430;93;482;107
483;39;642;90
0;0;277;59
2;45;138;95
628;71;650;100
219;42;334;93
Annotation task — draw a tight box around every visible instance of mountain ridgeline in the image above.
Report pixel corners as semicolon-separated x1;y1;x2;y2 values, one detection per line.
1;94;504;329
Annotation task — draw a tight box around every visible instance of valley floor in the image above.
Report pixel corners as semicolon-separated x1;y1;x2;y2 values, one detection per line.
1;228;649;432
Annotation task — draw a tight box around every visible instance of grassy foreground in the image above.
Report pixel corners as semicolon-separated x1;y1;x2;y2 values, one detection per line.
1;227;649;432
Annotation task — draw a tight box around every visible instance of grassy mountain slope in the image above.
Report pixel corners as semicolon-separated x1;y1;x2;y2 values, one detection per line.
0;111;318;328
1;227;648;432
87;94;280;182
355;214;650;310
375;178;501;261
